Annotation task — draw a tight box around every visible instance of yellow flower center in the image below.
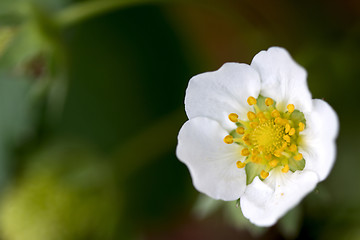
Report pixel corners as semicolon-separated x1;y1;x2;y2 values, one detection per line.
223;96;306;181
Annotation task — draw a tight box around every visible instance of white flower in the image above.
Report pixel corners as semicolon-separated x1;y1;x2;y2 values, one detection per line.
176;47;339;227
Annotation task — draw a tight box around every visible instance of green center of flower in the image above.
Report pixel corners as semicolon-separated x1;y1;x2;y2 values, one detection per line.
223;95;306;184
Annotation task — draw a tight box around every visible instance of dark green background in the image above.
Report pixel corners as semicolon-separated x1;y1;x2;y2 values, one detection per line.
0;0;358;239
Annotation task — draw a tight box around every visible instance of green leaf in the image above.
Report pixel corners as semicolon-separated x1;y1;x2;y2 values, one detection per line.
288;157;305;172
245;162;265;185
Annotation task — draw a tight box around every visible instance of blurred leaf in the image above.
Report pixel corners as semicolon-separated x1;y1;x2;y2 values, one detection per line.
0;142;122;240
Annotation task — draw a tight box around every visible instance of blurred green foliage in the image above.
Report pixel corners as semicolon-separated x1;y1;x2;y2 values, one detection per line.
0;0;358;239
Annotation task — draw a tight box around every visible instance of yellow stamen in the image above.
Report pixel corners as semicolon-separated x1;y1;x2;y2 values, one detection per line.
294;153;303;161
252;148;259;156
228;113;239;122
251;155;262;164
299;122;305;132
274;149;282;157
265;154;272;160
260;170;269;179
282;164;289;173
241;148;250;156
271;109;280;118
289;144;297;152
287;104;295;113
258;145;265;152
285;124;291;133
242;134;251;145
256;112;265;119
269;159;278;167
247;96;257;106
289;128;296;136
250;122;258;129
283;135;291;143
224;135;234;144
236;126;245;135
265;98;274;106
282;141;288;149
247;111;256;121
236;161;246;168
274;117;282;124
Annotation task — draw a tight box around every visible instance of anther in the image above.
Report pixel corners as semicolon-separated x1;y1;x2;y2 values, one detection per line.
252;148;259;156
299;122;305;132
247;96;257;106
247;111;256;121
265;98;274;106
269;160;279;167
236;126;245;134
258;145;265;152
242;134;251;145
241;148;250;156
260;170;269;179
289;144;297;152
251;155;261;164
224;135;234;144
265;154;272;160
289;128;296;136
236;161;246;168
274;149;282;157
257;112;265;119
283;135;291;143
282;164;289;173
287;104;295;113
250;122;258;129
294;153;303;161
271;109;280;118
228;113;239;122
285;124;291;133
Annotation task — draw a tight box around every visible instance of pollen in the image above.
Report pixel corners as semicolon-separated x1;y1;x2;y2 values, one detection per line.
247;111;256;121
225;96;306;181
241;148;250;156
228;113;239;122
283;135;291;143
269;159;278;167
271;109;280;118
294;153;303;161
265;98;274;106
289;128;296;136
224;135;233;144
282;164;289;173
287;104;295;113
299;122;305;132
236;161;246;168
260;170;269;179
289;144;297;152
236;126;245;134
247;96;257;106
285;124;291;133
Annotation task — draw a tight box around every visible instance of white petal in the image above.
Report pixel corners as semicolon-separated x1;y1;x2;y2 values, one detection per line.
185;63;261;131
176;117;246;201
300;99;339;181
240;168;318;227
251;47;312;113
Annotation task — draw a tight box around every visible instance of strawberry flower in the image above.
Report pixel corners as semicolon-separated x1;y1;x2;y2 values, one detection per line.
176;47;339;226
